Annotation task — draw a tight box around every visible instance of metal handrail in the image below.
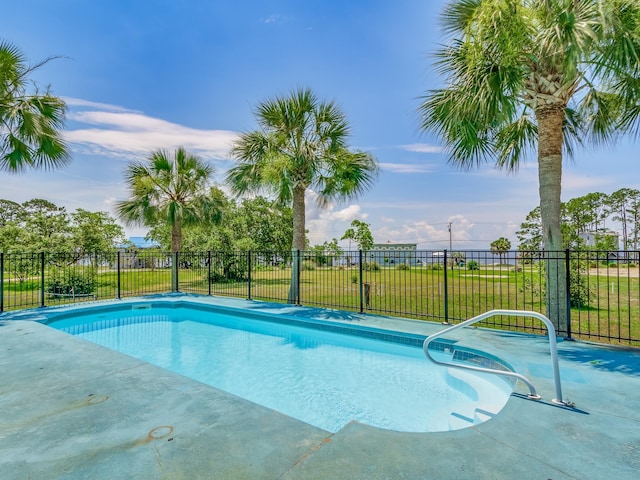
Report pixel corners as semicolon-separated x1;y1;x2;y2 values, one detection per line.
423;309;565;404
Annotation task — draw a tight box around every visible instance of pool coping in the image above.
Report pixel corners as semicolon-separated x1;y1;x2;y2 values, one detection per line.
1;293;639;479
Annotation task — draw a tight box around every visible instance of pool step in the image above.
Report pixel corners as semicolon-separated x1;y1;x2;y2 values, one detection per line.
446;368;511;430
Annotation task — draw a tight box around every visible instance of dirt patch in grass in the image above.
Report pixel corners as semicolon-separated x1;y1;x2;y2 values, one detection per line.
588;268;640;278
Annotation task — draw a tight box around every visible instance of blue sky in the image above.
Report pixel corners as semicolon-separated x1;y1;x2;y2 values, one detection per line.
1;0;638;249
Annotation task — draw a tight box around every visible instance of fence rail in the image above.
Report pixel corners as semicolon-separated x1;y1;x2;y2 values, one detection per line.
1;249;638;345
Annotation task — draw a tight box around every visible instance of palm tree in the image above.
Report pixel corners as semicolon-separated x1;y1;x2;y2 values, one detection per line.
490;237;512;264
0;41;68;173
116;147;222;253
419;0;640;332
227;88;378;302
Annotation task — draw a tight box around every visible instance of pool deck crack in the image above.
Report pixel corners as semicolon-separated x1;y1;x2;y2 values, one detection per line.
276;433;335;479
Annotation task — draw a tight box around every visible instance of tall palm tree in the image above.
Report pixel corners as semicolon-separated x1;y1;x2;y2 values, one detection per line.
116;147;222;253
0;41;68;173
227;88;378;302
419;0;640;332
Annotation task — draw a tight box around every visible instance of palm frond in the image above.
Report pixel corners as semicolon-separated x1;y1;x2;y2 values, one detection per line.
0;41;69;172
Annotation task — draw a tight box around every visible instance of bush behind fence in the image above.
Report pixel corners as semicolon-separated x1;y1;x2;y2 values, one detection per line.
1;249;638;345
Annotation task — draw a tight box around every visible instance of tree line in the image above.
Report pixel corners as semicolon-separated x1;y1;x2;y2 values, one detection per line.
517;189;640;251
0;194;293;255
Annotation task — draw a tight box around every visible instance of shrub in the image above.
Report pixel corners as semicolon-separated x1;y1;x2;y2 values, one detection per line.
395;263;410;271
467;260;480;271
363;261;380;271
519;261;593;308
351;274;358;284
302;260;316;271
430;263;443;271
208;254;248;282
46;268;97;295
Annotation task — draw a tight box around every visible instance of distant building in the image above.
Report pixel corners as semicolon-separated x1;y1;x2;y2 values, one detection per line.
578;231;620;250
116;236;163;269
369;242;418;266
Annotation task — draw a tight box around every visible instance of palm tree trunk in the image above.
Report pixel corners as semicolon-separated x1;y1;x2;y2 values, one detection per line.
171;219;182;292
171;219;182;253
291;185;306;251
288;185;306;303
536;106;568;334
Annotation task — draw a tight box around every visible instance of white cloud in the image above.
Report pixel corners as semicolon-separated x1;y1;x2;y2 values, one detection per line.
304;191;371;245
63;97;138;113
399;143;444;154
379;162;436;173
64;102;240;162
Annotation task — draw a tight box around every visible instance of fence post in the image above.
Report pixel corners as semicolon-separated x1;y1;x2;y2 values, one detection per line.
40;252;45;308
296;249;301;305
207;251;212;296
359;250;364;313
174;252;179;292
116;251;121;299
565;248;573;339
443;250;449;324
247;250;252;300
0;253;4;313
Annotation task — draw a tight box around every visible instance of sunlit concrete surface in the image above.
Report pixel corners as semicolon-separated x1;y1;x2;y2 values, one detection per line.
1;295;638;479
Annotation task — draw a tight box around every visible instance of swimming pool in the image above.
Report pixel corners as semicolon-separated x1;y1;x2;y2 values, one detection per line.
41;298;513;433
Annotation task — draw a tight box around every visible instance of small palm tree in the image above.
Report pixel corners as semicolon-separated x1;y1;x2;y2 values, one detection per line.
227;88;378;302
419;0;640;331
0;41;68;173
116;148;222;253
490;237;512;264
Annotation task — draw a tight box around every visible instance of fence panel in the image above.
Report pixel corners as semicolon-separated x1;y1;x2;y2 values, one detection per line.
1;249;638;345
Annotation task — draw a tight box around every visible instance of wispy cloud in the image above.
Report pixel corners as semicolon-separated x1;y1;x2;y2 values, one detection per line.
262;14;291;25
379;162;435;173
63;97;139;113
64;99;240;161
399;143;443;154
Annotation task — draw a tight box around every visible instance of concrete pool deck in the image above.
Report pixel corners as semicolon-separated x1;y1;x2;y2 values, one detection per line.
0;294;638;479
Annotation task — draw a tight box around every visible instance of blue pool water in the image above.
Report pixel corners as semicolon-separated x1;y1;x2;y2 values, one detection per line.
46;302;513;433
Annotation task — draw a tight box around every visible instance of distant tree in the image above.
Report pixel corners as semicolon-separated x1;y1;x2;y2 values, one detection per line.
70;209;126;258
20;199;73;252
311;238;343;266
0;199;126;259
341;220;374;251
490;237;511;264
565;196;597;235
517;203;585;252
116;148;223;253
236;196;293;253
419;0;640;332
0;199;23;226
0;41;69;173
581;192;609;231
227;88;378;302
606;188;640;250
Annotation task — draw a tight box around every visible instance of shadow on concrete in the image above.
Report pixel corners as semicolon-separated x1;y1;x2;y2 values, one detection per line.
557;343;640;376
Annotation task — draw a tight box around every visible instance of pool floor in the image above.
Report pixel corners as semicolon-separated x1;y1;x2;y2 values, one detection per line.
49;305;511;433
1;294;639;479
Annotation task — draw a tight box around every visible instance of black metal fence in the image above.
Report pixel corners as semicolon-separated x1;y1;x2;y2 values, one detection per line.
1;249;638;345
